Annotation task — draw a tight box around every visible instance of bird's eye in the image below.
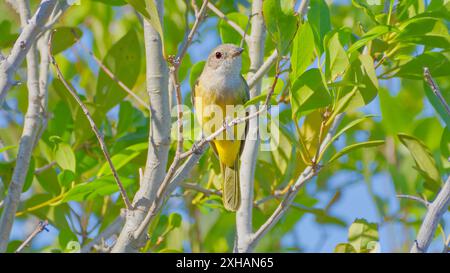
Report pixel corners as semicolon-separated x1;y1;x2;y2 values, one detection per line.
215;52;222;59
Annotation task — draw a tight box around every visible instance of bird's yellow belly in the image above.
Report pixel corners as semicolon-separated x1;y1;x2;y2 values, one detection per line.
194;86;245;168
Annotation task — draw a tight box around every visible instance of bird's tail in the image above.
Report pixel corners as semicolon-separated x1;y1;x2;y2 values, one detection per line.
222;159;241;212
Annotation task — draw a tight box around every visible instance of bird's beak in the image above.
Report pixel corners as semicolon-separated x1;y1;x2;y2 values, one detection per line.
231;47;244;57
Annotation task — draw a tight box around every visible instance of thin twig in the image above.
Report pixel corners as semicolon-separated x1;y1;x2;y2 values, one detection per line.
247;50;279;90
181;182;222;197
396;194;430;207
15;220;49;253
424;67;450;117
297;0;310;17
70;30;149;110
34;161;56;175
48;30;133;211
81;211;126;253
207;2;250;44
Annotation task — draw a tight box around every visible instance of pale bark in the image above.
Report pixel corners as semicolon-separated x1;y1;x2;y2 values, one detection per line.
0;0;57;105
410;176;450;253
0;0;67;252
81;213;126;253
0;0;45;252
112;0;170;252
235;0;266;253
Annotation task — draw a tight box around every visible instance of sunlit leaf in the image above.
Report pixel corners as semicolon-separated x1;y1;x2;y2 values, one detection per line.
291;22;315;80
55;143;76;173
348;218;379;253
96;29;141;111
308;0;331;54
51;27;83;55
263;0;299;54
334;243;356;253
328;140;385;164
290;69;331;118
325;31;349;81
125;0;164;45
398;133;442;192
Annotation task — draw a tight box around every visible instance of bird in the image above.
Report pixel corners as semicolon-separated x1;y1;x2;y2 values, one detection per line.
192;44;250;212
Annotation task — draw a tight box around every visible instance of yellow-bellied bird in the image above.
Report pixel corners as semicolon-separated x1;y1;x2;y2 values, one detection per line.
192;44;249;212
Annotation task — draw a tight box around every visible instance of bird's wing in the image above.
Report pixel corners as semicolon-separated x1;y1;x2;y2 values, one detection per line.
239;76;250;156
241;75;250;102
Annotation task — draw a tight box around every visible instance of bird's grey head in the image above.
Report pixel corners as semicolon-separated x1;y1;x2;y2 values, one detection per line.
205;44;244;76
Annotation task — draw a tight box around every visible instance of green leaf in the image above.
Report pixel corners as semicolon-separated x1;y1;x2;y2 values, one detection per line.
341;54;378;111
325;31;350;80
219;12;248;44
319;115;376;161
51;27;83;55
96;29;141;111
189;61;205;89
348;218;379;253
398;133;442;192
379;88;418;135
328;140;385;164
291;22;315;80
290;69;331;118
62;175;134;202
23;158;35;193
55;143;76;172
0;20;18;49
423;81;450;128
352;0;379;23
334;243;356;253
97;142;148;176
395;17;450;49
93;0;126;5
57;170;76;189
394;52;450;79
59;228;78;251
308;0;331;54
168;213;182;229
348;25;396;53
0;145;16;154
263;0;299;54
125;0;164;45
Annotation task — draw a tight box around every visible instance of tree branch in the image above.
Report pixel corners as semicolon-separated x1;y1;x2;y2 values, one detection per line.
410;176;450;253
297;0;310;17
15;220;49;253
247;50;278;90
0;0;58;105
207;2;250;44
235;0;267;253
48;31;133;211
127;0;210;244
424;67;450;117
181;182;222;197
396;194;430;207
0;0;56;252
112;0;171;253
81;212;126;253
